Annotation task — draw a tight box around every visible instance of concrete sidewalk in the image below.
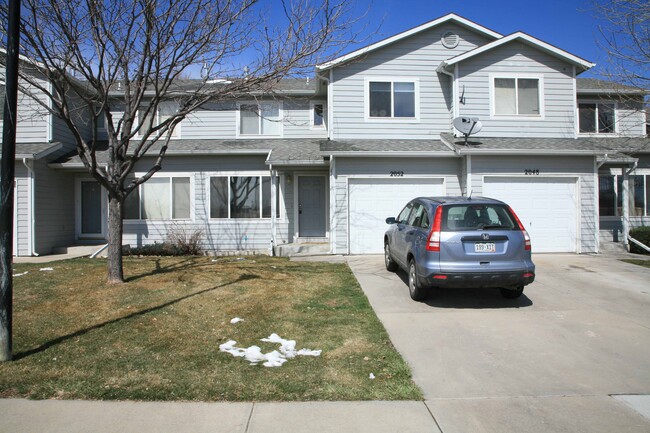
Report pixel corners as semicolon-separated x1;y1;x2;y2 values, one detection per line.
0;399;440;433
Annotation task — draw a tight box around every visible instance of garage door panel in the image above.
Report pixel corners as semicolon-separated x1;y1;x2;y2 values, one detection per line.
483;177;578;253
349;178;444;254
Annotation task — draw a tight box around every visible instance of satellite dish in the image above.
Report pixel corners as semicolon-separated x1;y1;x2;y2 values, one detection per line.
452;116;482;145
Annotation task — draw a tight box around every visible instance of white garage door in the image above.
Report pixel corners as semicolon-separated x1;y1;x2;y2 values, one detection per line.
349;178;444;254
483;177;578;253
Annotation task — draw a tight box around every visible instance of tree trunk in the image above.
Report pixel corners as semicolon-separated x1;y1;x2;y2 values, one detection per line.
107;195;124;283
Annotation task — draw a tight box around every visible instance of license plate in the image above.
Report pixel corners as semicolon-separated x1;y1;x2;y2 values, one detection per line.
475;242;496;253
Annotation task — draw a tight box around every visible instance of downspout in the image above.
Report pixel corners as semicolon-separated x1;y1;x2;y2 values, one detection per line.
21;158;38;256
267;149;277;256
319;72;334;140
622;160;639;250
436;63;456;129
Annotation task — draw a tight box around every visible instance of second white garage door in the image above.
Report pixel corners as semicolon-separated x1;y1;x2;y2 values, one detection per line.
348;178;444;254
483;177;578;253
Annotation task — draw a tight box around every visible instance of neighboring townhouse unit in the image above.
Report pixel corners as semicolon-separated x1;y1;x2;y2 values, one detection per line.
3;13;648;257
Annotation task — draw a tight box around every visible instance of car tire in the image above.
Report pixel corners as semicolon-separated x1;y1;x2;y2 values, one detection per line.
500;286;524;299
408;259;427;301
384;242;398;272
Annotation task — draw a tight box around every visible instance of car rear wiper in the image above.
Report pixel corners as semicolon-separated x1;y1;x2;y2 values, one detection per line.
481;224;510;230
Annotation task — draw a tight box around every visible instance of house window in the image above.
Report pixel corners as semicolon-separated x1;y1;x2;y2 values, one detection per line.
239;102;282;136
493;77;540;116
124;176;191;220
368;80;416;118
599;174;648;217
137;102;180;138
210;175;280;219
312;103;325;128
578;102;615;134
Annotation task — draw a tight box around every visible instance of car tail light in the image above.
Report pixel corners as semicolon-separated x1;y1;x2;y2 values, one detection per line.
508;206;531;251
426;206;443;251
523;273;534;278
433;275;448;280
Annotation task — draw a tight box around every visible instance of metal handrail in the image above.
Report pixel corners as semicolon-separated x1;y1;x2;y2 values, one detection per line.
628;236;650;253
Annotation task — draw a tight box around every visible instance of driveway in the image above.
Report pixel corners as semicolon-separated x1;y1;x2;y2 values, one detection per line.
346;254;650;433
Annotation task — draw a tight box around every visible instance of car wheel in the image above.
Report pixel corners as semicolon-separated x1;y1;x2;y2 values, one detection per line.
500;286;524;299
384;242;398;272
408;259;427;301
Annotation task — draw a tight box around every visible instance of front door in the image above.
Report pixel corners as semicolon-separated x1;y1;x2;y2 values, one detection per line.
80;180;104;238
298;176;326;237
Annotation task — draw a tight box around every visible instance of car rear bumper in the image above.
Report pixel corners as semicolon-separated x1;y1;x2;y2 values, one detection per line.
423;271;535;289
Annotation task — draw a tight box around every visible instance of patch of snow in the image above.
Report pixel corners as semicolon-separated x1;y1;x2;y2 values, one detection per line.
39;267;54;272
219;333;321;367
230;317;244;324
13;271;28;277
369;373;375;380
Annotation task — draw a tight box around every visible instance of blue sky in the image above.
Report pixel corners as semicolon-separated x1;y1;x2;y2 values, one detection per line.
341;0;605;78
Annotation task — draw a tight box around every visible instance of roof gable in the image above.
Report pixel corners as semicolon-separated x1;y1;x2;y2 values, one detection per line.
438;32;594;73
316;13;502;71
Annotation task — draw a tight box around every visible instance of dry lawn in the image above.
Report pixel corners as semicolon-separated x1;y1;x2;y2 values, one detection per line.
0;256;422;401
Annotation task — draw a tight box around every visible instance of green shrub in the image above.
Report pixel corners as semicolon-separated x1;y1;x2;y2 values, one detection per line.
629;227;650;255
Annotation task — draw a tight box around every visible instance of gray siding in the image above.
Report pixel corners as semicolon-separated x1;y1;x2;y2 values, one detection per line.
0;74;50;144
283;100;328;139
13;163;31;256
51;90;94;144
332;156;463;253
122;155;292;253
616;99;646;137
33;160;76;254
470;155;598;253
458;43;576;138
330;23;492;140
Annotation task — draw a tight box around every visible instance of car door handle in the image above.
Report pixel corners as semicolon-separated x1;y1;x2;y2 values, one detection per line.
407;230;415;235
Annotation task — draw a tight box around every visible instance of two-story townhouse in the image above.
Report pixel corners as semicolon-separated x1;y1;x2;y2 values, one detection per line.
4;13;648;257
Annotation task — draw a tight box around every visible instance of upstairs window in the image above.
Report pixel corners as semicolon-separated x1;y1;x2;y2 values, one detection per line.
136;102;180;138
579;102;615;134
493;77;541;116
239;102;282;136
367;79;417;119
312;103;325;128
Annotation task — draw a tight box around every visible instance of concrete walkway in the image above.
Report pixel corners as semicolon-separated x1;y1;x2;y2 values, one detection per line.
2;253;650;432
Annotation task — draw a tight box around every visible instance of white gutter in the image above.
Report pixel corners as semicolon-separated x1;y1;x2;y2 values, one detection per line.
325;151;458;158
457;149;604;156
319;72;333;140
21;158;38;256
597;153;609;168
267;149;277;256
436;64;457;127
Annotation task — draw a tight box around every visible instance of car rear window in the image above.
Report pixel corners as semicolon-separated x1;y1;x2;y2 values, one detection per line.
441;204;517;231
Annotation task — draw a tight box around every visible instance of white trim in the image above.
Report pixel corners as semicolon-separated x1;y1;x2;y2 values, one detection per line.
46;81;53;142
465;155;472;196
309;101;327;130
453;65;460;119
328;70;334;139
481;174;581;253
75;177;108;240
316;13;502;70
123;172;195;222
206;172;284;221
235;101;284;138
572;66;578;138
489;73;545;119
440;32;595;71
364;77;420;122
12;179;18;256
593;156;600;253
329;156;336;254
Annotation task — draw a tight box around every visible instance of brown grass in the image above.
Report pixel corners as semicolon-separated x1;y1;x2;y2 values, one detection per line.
1;256;422;402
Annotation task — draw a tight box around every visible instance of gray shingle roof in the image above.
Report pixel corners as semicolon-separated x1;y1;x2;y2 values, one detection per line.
14;142;64;158
440;132;650;155
322;140;453;154
576;78;646;94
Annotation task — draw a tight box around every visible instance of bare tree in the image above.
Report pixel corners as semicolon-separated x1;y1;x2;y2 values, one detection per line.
1;0;360;283
592;0;648;137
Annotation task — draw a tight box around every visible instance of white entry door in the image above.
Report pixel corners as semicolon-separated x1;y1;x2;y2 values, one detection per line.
348;178;444;254
483;177;578;253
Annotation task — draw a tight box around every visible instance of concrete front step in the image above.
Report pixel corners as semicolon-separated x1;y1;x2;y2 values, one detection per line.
599;241;629;254
52;244;107;256
276;242;330;257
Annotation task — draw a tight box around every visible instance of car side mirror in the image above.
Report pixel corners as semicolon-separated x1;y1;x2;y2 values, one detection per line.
385;217;396;225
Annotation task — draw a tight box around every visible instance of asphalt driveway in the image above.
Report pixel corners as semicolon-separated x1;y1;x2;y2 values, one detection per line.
346;254;650;433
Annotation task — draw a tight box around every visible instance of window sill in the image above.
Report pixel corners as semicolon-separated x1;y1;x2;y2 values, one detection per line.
364;117;420;123
124;219;193;223
490;114;544;121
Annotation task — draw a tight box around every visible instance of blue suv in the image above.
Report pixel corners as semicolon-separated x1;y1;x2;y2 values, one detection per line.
384;196;535;301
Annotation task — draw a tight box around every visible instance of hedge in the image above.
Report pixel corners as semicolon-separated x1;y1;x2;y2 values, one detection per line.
629;227;650;255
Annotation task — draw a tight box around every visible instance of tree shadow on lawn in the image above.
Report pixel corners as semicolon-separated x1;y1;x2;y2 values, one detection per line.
396;270;533;309
14;273;260;361
124;256;209;282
